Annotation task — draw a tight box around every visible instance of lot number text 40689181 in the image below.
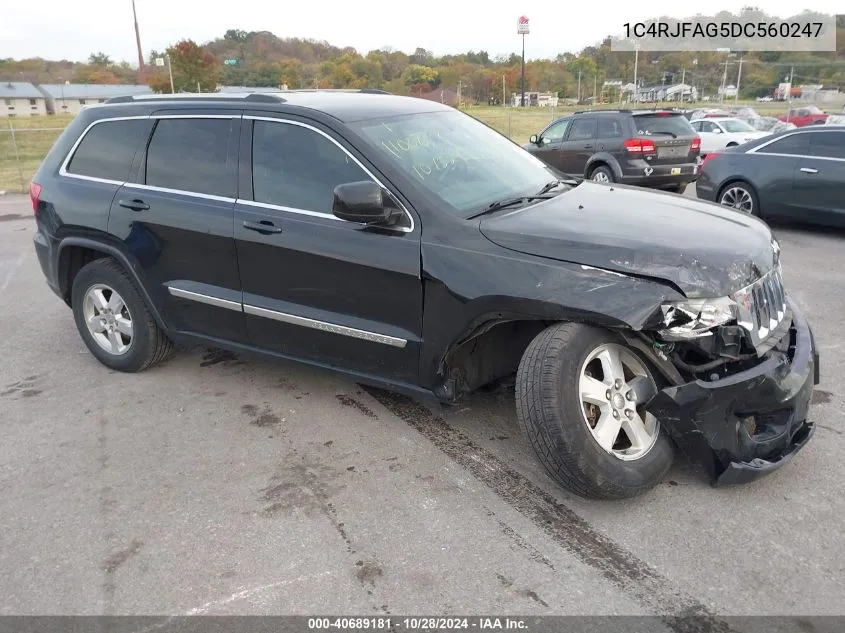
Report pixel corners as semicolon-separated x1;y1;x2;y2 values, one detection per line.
307;617;529;630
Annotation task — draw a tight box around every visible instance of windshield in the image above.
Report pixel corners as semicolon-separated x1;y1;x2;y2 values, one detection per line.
633;113;695;137
350;110;560;217
720;119;755;133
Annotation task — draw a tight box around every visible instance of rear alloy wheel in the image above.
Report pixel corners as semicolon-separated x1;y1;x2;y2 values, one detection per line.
590;165;614;184
515;323;674;499
71;258;174;372
719;182;759;216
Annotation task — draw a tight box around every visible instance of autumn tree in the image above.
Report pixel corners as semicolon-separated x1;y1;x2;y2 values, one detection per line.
148;39;220;93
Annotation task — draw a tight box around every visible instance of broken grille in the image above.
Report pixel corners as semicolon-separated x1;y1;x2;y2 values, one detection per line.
733;265;790;354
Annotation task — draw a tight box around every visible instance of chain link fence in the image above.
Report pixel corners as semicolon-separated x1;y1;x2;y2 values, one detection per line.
0;108;570;194
0;122;66;193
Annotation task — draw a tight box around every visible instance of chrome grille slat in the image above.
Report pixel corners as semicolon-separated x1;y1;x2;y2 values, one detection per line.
732;264;788;355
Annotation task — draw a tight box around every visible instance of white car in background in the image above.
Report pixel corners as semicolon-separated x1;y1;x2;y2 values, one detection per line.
689;117;771;155
824;114;845;126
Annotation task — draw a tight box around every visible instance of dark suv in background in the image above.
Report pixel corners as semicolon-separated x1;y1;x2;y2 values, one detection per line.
524;109;701;193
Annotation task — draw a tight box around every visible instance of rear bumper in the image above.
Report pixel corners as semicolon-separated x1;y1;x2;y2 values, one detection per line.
618;158;701;189
647;298;818;486
33;227;62;299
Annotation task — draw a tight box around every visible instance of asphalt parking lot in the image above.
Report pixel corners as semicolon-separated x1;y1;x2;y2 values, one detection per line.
1;189;842;619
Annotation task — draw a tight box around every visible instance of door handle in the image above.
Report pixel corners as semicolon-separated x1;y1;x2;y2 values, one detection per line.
583;145;594;149
118;199;150;211
242;220;282;234
799;167;818;174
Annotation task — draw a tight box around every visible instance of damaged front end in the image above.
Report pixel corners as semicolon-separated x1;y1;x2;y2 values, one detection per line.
635;264;819;485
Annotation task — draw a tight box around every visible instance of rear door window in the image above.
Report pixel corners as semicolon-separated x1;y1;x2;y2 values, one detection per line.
808;131;845;160
567;118;597;141
66;119;151;182
597;117;624;138
756;133;809;156
633;114;695;137
144;118;234;198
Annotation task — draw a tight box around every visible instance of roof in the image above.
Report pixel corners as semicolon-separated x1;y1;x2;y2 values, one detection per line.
0;82;44;99
37;84;152;99
110;90;451;123
417;88;458;103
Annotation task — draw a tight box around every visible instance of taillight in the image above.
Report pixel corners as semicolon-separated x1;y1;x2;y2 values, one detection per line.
29;181;42;213
623;138;656;155
690;136;701;152
701;153;718;170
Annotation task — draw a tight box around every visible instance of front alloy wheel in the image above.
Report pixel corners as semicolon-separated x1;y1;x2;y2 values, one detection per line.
515;323;674;499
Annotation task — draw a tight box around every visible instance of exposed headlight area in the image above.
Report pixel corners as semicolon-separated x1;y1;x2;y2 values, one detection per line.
658;296;736;340
650;264;791;377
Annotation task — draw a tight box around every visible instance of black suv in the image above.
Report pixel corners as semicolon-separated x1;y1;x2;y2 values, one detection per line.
31;91;817;499
524;109;701;192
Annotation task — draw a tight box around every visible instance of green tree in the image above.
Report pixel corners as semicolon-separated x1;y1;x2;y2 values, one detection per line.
401;64;438;86
88;52;113;66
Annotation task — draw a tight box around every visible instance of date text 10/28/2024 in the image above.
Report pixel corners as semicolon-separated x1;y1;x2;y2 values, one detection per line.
308;617;529;630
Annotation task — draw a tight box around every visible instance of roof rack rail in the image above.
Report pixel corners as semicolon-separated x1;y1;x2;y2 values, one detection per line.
105;92;288;104
573;109;632;114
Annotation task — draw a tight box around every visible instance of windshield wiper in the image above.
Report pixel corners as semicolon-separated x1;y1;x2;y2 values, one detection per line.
534;179;577;195
466;194;555;220
648;131;678;138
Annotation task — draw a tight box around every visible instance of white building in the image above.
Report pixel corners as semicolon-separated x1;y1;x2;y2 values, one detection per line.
510;91;559;107
37;83;152;116
0;82;48;117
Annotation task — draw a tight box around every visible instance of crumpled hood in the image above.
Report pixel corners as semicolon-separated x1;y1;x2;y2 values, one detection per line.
479;181;777;298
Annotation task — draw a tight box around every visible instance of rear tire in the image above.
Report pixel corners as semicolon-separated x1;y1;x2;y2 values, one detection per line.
589;165;614;184
718;181;760;216
515;323;674;500
71;258;174;372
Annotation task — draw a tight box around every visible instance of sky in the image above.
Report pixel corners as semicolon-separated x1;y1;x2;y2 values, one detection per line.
1;0;841;64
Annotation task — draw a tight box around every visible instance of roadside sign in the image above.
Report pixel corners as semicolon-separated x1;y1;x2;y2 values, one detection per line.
154;57;165;67
224;59;239;66
517;16;529;35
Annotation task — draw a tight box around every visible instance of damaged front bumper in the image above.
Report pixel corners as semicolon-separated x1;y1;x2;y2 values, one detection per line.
647;298;819;486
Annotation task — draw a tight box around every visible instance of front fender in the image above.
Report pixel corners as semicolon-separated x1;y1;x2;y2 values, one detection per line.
419;242;683;389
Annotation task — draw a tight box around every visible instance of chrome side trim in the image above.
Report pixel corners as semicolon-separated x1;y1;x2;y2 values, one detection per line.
243;304;408;348
237;199;343;221
167;287;242;312
124;183;236;203
244;116;415;233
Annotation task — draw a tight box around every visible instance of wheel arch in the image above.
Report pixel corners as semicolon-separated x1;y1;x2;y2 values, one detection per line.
584;153;622;179
57;237;169;331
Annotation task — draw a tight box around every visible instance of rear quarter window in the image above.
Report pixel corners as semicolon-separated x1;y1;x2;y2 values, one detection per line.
65;119;151;182
633;114;695;137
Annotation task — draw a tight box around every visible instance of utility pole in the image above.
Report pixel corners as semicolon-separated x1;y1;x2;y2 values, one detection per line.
786;66;794;121
502;75;506;107
577;70;581;103
457;80;462;107
735;55;744;103
593;75;597;103
131;0;145;83
520;33;526;107
633;42;639;102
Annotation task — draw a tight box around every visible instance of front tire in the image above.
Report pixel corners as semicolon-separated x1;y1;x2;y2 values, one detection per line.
515;323;674;499
71;258;174;372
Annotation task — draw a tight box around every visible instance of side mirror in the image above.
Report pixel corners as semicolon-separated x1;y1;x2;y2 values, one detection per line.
712;128;722;134
530;134;540;145
332;181;396;225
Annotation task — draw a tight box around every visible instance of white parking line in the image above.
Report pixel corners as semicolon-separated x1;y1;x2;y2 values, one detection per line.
0;254;26;294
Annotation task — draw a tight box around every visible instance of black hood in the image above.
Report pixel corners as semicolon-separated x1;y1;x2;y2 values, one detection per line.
478;182;777;298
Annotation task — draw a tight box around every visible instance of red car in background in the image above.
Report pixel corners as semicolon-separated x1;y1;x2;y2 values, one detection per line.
777;105;829;127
